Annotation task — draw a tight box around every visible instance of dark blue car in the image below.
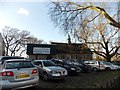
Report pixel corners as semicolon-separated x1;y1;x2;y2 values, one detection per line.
51;59;81;75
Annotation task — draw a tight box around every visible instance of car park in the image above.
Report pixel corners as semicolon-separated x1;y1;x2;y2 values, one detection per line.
0;59;39;90
51;59;81;75
33;60;68;81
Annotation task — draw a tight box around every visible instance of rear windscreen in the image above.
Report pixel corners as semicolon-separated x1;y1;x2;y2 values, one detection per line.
5;61;34;69
1;57;25;64
2;57;25;60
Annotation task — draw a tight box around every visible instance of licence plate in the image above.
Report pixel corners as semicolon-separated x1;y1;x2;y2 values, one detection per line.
16;73;30;79
52;74;60;76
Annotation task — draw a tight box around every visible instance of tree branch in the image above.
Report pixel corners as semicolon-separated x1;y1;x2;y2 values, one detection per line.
92;48;107;59
110;46;120;57
68;2;120;28
86;42;106;49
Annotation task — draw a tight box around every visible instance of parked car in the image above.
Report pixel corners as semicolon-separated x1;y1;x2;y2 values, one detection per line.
102;61;120;70
70;59;91;72
0;59;39;90
0;56;25;64
112;61;120;66
33;60;68;81
83;60;106;72
51;59;81;75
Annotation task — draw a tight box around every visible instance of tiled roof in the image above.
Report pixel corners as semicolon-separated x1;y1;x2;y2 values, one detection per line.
51;42;91;54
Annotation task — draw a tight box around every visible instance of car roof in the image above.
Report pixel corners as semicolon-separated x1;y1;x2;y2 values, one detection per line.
4;59;30;62
51;59;63;62
34;60;51;62
0;56;25;60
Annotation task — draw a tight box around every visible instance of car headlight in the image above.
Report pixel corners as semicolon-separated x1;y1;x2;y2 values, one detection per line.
70;68;75;70
50;71;58;74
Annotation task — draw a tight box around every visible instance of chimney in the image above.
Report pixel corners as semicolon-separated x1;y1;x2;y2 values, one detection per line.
68;34;71;44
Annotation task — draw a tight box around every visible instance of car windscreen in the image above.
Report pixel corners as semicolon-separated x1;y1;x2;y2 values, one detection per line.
43;61;56;67
53;60;63;65
103;61;112;65
5;61;34;69
77;60;84;64
64;60;73;65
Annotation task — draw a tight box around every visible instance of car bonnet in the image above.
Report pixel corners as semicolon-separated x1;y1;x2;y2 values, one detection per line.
46;66;65;71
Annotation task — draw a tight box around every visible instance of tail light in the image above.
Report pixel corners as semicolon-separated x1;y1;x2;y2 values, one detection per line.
1;71;14;76
32;69;38;74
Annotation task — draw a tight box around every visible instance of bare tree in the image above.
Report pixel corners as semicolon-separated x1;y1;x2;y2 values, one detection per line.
49;2;120;31
49;2;120;61
20;36;43;56
25;36;43;44
2;26;43;56
78;22;119;61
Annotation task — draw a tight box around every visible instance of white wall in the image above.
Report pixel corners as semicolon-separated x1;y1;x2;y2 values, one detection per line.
0;33;5;56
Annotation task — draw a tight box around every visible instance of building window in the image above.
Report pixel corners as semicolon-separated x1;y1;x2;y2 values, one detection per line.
81;55;84;60
70;54;77;59
75;55;78;59
61;55;65;59
71;55;74;59
57;55;60;59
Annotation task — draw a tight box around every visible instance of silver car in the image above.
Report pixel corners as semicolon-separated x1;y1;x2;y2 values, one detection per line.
33;60;68;81
0;59;39;90
83;60;106;71
102;61;120;70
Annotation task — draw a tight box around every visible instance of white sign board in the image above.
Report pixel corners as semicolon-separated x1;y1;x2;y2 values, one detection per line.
33;47;50;54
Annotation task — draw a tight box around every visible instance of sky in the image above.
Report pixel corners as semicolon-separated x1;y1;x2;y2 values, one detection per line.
0;1;69;44
0;0;119;44
0;0;119;57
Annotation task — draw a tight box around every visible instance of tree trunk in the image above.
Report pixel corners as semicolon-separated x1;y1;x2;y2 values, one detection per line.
106;56;111;62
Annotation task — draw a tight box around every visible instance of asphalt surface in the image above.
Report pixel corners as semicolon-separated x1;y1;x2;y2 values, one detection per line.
20;71;113;89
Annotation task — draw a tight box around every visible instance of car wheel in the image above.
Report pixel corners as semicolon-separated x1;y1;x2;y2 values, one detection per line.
106;67;111;71
43;72;49;81
78;67;82;73
92;67;98;72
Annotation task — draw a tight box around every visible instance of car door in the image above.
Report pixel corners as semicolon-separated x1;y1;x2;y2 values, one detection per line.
34;61;44;75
